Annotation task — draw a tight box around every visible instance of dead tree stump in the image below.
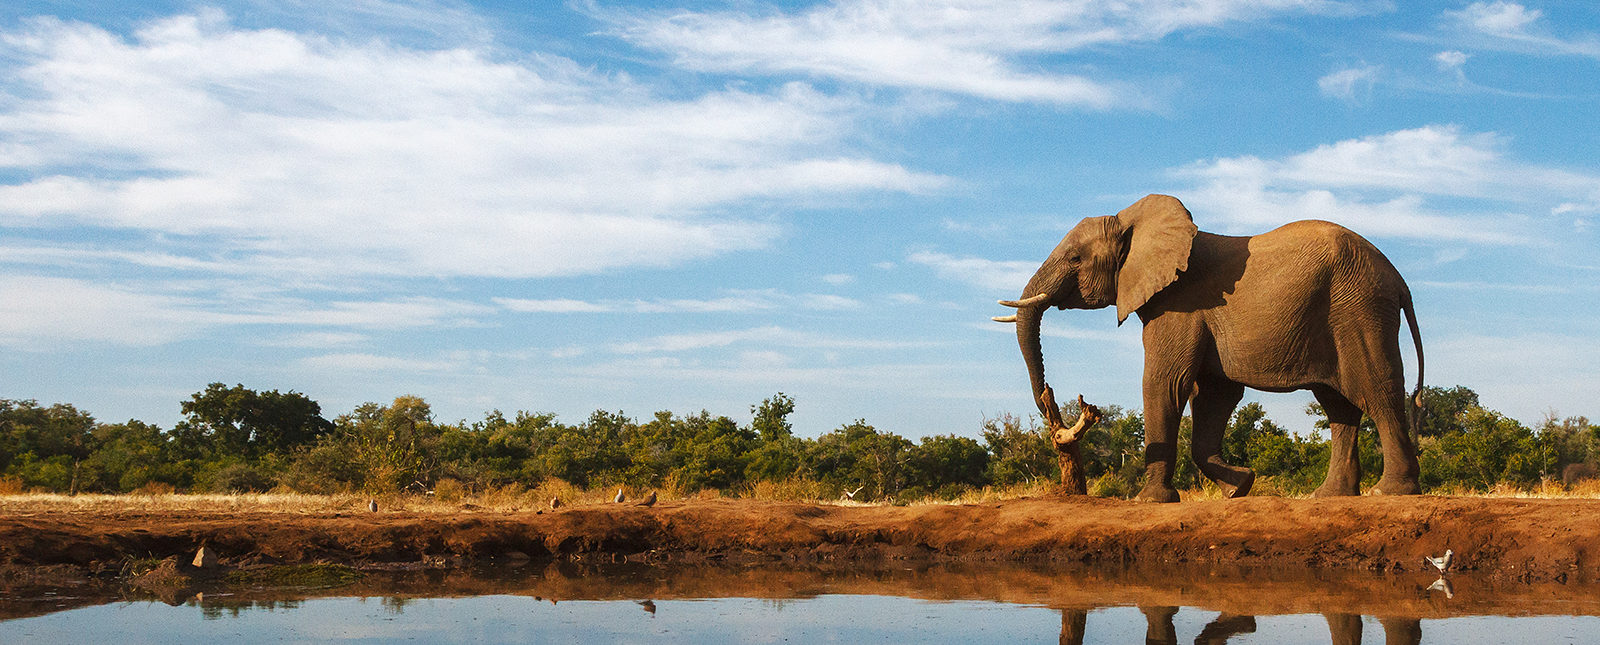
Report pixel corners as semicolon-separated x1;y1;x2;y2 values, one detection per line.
1038;386;1102;495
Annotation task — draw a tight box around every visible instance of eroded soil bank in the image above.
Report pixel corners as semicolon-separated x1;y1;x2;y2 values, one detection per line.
1;495;1596;583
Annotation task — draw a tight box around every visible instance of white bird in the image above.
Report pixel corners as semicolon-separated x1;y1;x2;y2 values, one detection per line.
841;486;864;501
614;488;626;503
1424;549;1453;574
1426;577;1455;599
367;499;378;513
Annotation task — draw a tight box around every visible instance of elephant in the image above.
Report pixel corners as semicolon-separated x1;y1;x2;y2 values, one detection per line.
993;194;1423;502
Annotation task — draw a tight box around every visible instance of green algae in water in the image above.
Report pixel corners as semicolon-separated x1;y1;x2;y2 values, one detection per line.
223;564;362;588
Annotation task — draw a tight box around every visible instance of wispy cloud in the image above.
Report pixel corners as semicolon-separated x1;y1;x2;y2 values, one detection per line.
1176;125;1600;243
596;0;1368;107
0;274;489;348
1317;64;1379;102
610;325;938;354
907;251;1036;292
494;289;861;314
0;12;945;282
295;352;465;373
1442;2;1600;59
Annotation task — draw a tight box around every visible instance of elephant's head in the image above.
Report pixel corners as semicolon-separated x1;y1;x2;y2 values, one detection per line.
993;194;1198;420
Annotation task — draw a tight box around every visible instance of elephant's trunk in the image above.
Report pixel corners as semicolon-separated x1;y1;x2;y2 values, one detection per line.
997;260;1068;421
1015;302;1050;418
1011;266;1061;419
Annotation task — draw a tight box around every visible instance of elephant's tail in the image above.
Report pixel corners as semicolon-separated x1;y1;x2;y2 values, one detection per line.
1403;291;1424;440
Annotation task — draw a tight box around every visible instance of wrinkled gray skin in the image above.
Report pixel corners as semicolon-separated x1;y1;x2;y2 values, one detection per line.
998;194;1423;502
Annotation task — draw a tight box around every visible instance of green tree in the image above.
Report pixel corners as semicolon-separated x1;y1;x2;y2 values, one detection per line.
980;413;1055;487
746;394;807;483
810;421;912;500
903;434;989;499
1426;406;1549;490
177;383;333;458
751;393;796;442
1418;385;1480;438
336;396;441;493
0;399;98;492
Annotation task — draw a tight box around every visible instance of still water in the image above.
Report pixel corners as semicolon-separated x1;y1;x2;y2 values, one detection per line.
4;563;1598;643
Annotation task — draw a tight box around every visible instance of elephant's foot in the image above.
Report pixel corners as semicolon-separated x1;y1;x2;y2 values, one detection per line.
1135;483;1180;503
1312;479;1360;497
1371;477;1422;496
1217;469;1254;499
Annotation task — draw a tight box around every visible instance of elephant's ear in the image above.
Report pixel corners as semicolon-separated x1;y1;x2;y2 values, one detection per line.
1113;194;1197;325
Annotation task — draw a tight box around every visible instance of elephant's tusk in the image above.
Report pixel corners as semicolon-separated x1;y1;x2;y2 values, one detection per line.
991;315;1018;323
998;293;1050;308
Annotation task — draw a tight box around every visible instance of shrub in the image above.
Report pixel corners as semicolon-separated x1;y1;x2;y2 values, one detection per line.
1563;463;1598;487
1088;471;1136;499
209;463;275;493
433;478;465;502
132;481;176;496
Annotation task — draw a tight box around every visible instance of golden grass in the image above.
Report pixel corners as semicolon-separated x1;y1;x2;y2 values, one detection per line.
5;477;1600;515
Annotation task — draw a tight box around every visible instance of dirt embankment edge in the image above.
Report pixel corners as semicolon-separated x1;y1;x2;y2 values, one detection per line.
1;495;1595;582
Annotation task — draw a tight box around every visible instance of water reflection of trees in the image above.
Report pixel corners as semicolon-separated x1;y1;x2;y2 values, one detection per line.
1055;607;1420;644
196;598;303;620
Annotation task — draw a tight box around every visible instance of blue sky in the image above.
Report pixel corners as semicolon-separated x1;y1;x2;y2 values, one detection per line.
1;0;1596;438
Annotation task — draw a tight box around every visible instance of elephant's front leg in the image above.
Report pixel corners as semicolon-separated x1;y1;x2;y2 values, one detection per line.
1136;377;1184;503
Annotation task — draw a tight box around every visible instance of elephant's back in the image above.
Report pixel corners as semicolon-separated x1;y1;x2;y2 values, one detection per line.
1248;220;1407;299
1196;221;1408;389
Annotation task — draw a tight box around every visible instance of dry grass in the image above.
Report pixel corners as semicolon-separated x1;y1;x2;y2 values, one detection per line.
6;477;1600;515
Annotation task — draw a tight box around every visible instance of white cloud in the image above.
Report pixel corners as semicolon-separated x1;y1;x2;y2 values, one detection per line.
0;12;946;281
1177;125;1600;243
1431;331;1600;424
0;276;214;347
1442;2;1600;58
492;298;614;314
610;325;935;354
1317;64;1378;102
1434;50;1470;69
1433;50;1470;85
597;0;1366;107
295;352;464;372
821;273;854;285
495;290;859;314
1450;1;1542;37
907;251;1036;292
257;331;371;348
0;273;490;348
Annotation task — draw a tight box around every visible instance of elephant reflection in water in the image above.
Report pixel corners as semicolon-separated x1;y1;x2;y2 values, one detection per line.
1054;607;1420;644
1325;613;1422;645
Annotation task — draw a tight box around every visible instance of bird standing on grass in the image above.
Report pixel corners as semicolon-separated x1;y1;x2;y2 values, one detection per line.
550;496;562;510
637;490;656;507
367;499;378;513
1425;549;1453;574
614;488;626;503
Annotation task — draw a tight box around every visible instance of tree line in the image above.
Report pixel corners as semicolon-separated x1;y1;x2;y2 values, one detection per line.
1;383;1595;500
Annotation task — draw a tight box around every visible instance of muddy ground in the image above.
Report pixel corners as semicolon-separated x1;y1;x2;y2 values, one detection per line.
1;495;1596;582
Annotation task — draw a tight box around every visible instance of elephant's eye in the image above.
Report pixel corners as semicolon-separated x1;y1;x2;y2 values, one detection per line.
1069;254;1082;264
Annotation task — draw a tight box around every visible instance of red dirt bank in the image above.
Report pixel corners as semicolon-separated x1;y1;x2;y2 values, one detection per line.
1;495;1596;582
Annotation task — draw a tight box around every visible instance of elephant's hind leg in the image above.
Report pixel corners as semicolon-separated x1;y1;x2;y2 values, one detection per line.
1363;391;1422;496
1191;380;1254;498
1312;388;1363;497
